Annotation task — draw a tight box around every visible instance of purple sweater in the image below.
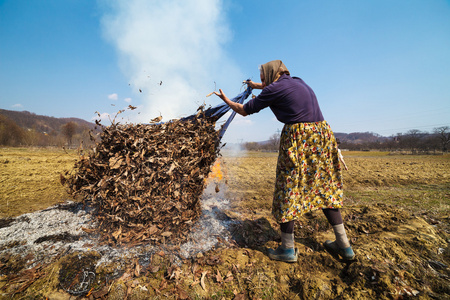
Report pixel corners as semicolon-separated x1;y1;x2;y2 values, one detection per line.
243;74;324;124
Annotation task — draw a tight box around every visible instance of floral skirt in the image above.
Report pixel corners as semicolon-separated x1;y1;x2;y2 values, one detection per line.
272;121;343;223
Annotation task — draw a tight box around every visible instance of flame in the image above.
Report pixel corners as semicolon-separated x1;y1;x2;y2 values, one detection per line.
208;160;223;181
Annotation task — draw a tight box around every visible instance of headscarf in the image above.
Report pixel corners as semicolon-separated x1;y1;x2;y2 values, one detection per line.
260;60;290;86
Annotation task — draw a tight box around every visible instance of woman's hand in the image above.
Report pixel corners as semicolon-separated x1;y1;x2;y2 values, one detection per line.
213;89;228;102
246;80;264;89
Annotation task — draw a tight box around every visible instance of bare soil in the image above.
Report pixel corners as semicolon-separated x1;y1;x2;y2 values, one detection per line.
0;149;449;299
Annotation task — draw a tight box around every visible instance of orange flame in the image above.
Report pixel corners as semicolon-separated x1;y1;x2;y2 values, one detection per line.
208;160;223;181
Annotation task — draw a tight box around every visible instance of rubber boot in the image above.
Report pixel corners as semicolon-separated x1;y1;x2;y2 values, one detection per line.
267;246;298;263
323;240;355;261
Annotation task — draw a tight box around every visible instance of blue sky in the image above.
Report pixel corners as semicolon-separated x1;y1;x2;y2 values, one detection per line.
1;0;449;144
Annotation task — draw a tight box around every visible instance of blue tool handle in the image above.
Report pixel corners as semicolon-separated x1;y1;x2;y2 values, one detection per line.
218;84;253;140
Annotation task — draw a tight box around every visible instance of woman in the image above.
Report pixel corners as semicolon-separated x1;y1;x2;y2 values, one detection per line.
214;60;355;263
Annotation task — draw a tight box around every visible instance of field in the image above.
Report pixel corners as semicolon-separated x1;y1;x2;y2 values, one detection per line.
0;148;76;218
222;150;450;216
1;148;449;299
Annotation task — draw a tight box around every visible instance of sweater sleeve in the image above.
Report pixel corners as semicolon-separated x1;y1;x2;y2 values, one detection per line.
243;86;277;115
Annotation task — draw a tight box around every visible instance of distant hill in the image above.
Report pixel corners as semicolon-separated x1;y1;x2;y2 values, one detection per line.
334;132;388;144
0;109;95;134
0;108;99;147
250;132;388;146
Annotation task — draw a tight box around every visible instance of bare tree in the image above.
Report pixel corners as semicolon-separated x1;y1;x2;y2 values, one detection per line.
243;141;260;151
433;126;450;152
268;133;280;151
61;122;77;147
0;114;26;146
402;129;422;153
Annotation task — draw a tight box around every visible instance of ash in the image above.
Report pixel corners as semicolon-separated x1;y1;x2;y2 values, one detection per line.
0;180;237;271
179;180;236;258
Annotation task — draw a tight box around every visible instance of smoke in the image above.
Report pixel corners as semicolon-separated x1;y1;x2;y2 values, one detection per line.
100;0;242;122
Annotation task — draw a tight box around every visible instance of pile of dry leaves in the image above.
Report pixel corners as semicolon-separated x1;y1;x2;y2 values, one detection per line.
61;107;221;246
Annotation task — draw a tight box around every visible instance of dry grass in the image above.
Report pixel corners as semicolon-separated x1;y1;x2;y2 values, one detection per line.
0;147;77;218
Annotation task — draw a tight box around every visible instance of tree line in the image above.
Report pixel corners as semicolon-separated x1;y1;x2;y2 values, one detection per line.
2;110;448;154
0;114;95;148
241;127;450;154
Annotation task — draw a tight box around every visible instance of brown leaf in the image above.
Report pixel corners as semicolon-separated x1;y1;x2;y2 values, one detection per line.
178;288;190;300
169;268;182;280
225;270;234;282
200;271;208;291
112;227;122;240
109;156;123;169
92;286;109;298
148;225;158;235
190;279;200;287
81;227;96;233
134;260;141;277
215;269;223;283
192;263;199;275
234;293;246;300
207;255;221;266
149;265;160;273
159;279;168;290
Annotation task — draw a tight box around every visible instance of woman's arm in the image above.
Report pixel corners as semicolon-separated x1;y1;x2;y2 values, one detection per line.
214;89;248;116
247;80;264;89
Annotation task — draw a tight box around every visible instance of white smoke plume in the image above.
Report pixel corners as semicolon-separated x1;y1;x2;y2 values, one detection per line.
100;0;242;122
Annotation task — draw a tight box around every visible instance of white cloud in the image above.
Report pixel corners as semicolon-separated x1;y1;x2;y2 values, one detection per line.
12;103;23;108
108;93;118;100
124;97;132;103
91;112;112;124
100;0;242;122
